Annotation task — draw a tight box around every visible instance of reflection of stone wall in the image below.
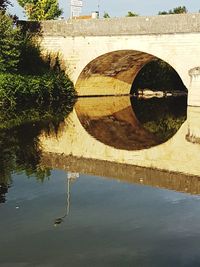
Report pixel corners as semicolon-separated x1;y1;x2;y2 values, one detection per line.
75;96;131;116
39;105;200;177
186;106;200;143
41;153;200;195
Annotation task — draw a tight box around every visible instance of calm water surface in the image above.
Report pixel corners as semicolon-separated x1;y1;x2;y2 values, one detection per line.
1;171;200;266
1;95;200;267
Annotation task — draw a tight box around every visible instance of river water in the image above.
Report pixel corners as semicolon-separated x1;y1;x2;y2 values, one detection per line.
1;94;200;267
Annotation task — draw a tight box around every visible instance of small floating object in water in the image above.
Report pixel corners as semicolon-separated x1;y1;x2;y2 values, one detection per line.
54;218;63;226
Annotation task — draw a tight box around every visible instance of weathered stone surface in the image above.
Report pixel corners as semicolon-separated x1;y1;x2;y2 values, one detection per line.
39;14;200;37
75;50;154;95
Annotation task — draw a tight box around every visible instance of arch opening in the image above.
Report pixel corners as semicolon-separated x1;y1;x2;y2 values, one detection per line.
75;49;187;96
75;50;187;150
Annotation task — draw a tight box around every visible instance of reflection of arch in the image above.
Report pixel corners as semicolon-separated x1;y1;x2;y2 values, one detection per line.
75;96;159;150
39;105;200;177
75;95;186;150
75;50;183;96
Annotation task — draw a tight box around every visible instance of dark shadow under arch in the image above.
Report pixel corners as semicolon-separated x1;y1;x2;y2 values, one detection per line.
131;58;187;94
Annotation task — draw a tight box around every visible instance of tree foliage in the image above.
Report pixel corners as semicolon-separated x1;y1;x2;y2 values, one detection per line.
17;0;62;20
0;11;22;72
103;12;110;18
126;11;138;17
0;0;11;11
158;6;187;15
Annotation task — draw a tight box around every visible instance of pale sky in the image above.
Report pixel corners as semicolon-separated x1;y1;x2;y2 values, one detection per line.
9;0;200;20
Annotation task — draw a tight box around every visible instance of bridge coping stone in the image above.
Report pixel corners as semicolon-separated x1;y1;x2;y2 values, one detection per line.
39;13;200;37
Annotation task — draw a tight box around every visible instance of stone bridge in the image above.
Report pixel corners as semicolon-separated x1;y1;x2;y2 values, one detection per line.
39;13;200;106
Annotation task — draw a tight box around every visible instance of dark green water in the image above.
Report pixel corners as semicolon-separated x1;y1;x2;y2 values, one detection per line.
1;95;200;267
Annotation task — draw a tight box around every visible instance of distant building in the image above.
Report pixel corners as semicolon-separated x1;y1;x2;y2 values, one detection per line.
72;11;99;20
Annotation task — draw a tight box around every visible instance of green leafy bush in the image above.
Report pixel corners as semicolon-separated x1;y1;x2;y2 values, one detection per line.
0;71;75;108
0;11;22;72
0;12;76;108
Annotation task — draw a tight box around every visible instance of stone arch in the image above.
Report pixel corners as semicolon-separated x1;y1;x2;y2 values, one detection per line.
75;49;184;96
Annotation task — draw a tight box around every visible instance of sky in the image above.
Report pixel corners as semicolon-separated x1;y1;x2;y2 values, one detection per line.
9;0;200;20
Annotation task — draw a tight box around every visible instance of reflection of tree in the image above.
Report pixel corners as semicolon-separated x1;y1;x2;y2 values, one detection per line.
0;101;75;203
0;183;10;204
54;172;79;226
131;96;187;142
142;116;186;141
0;122;49;193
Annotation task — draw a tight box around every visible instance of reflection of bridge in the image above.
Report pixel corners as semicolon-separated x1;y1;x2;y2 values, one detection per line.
40;97;200;178
40;14;200;106
41;153;200;195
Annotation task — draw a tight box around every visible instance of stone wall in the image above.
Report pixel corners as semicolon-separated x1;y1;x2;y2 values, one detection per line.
40;13;200;37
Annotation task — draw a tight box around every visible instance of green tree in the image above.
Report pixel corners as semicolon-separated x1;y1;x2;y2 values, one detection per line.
0;0;10;11
126;11;138;17
158;6;187;15
103;12;110;18
158;11;168;15
17;0;62;20
170;6;187;14
0;11;22;72
34;0;62;20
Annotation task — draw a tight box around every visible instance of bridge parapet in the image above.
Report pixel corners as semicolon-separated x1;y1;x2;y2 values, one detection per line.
188;67;200;106
40;13;200;37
